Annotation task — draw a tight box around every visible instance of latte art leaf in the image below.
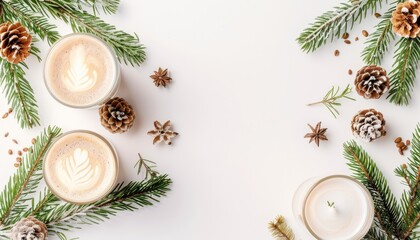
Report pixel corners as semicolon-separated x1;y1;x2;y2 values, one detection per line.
64;45;97;92
63;148;99;188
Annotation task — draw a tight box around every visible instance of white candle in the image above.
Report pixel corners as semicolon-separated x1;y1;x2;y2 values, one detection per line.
44;33;120;108
293;175;374;240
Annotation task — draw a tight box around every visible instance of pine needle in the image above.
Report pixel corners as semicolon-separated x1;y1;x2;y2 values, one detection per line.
268;215;295;240
134;153;159;179
307;84;355;118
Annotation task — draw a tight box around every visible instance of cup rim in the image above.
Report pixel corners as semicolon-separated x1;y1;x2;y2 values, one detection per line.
43;33;120;109
43;130;119;205
301;175;375;240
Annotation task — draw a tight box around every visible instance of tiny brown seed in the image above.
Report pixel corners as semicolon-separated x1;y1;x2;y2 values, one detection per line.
14;163;19;168
397;142;405;148
16;157;22;162
402;145;408;151
31;138;36;144
8;108;12;113
23;147;28;152
344;39;351;44
342;32;349;39
406;140;411;146
334;50;340;56
12;139;18;145
375;13;382;18
348;69;353;75
362;30;369;37
4;132;8;138
399;148;404;155
18;150;22;156
355;37;359;41
394;137;402;143
8;149;13;155
2;113;8;119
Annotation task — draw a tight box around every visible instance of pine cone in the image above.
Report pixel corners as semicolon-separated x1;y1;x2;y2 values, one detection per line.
354;65;390;99
351;109;386;142
11;216;48;240
99;97;136;133
0;22;32;64
391;0;420;38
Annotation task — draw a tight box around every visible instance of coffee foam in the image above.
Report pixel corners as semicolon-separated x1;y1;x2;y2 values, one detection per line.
44;34;117;107
44;132;118;203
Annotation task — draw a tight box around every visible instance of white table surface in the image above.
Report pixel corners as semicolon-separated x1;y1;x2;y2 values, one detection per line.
0;0;417;239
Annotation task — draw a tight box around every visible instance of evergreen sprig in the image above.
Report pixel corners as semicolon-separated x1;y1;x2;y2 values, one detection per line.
0;60;40;129
387;38;420;105
307;84;355;118
343;126;420;240
297;0;383;53
0;126;61;226
361;5;395;65
134;153;159;179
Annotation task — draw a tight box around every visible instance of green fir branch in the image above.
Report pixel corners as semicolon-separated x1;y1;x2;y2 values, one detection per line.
0;60;40;129
297;0;384;52
30;175;171;237
307;84;355;118
361;5;395;65
343;140;404;239
0;126;61;226
395;125;420;239
77;0;120;15
387;38;420;105
23;0;146;66
268;215;295;240
2;1;60;45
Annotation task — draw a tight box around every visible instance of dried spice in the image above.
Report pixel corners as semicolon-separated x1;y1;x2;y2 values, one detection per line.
334;50;340;56
304;122;328;147
344;39;351;44
362;30;369;37
342;32;349;39
150;67;172;87
148;120;179;145
394;137;411;155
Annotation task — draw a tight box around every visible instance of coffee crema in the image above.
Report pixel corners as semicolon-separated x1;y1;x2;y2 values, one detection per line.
44;33;119;108
44;131;118;204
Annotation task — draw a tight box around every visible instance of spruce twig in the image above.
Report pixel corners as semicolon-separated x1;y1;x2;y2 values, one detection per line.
0;126;61;226
297;0;384;52
344;140;404;239
307;84;355;118
268;215;295;240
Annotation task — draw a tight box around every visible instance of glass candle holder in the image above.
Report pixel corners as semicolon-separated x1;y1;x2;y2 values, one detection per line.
43;130;119;204
44;33;120;108
292;175;374;240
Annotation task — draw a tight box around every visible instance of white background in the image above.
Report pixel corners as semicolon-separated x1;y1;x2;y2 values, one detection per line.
0;0;418;239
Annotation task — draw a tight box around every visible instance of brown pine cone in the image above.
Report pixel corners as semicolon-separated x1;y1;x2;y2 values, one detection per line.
11;216;48;240
0;22;32;64
354;65;390;99
351;109;386;142
392;0;420;38
99;97;136;133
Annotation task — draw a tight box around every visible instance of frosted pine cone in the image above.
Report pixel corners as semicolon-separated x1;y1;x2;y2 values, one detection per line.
354;65;390;99
99;97;136;133
391;0;420;38
11;216;48;240
0;22;32;64
351;109;386;142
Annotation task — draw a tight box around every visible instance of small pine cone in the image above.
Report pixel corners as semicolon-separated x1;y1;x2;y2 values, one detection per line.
99;97;136;133
351;109;386;142
11;216;48;240
391;0;420;38
0;22;32;64
354;65;390;99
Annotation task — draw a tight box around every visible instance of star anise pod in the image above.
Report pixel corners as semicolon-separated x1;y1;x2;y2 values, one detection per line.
148;120;178;145
150;67;172;87
304;122;328;147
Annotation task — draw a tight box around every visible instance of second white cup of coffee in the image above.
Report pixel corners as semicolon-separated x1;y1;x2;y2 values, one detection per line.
44;33;120;108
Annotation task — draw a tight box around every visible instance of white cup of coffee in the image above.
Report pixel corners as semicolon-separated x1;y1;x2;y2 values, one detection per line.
44;33;120;108
43;130;119;204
